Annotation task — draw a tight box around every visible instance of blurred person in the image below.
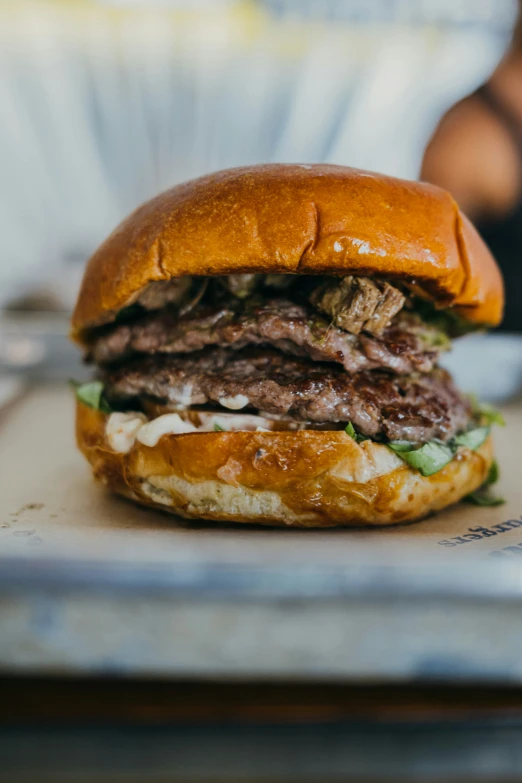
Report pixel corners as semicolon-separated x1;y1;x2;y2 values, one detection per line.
422;3;522;332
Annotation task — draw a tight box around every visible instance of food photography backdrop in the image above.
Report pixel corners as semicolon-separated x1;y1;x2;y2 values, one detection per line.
0;1;512;298
3;3;522;782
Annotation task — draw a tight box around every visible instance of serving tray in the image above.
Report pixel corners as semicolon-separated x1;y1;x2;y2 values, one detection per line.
1;386;522;681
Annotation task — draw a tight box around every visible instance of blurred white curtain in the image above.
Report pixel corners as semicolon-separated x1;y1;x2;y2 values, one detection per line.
0;0;511;307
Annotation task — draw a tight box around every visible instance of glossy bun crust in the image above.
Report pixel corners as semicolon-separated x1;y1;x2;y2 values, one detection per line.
72;164;503;340
77;402;494;528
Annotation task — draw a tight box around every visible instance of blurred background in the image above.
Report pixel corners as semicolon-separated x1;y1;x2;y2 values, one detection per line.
4;5;522;780
0;0;519;391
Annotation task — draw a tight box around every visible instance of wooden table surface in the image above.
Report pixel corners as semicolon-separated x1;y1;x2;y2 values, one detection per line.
4;676;522;783
5;676;522;725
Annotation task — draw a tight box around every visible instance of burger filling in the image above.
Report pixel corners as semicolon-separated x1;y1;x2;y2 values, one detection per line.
104;350;469;444
75;274;501;478
89;297;447;376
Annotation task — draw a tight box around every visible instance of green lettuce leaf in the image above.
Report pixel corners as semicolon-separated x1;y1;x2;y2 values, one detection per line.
467;395;505;427
454;426;490;451
345;421;356;439
388;421;497;479
477;402;505;427
465;459;505;506
465;492;505;507
389;424;494;478
485;459;499;486
386;440;414;453
388;440;454;477
344;421;368;443
70;380;113;413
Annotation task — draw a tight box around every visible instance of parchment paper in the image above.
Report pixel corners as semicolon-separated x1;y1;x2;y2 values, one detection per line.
1;386;521;568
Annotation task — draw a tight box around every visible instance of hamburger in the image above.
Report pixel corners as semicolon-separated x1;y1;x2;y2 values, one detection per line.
71;164;504;527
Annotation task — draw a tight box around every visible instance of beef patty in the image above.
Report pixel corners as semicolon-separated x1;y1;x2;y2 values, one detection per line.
103;349;469;443
89;298;445;376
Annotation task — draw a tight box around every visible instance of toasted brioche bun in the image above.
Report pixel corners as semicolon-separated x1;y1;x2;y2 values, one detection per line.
71;164;503;341
76;402;494;528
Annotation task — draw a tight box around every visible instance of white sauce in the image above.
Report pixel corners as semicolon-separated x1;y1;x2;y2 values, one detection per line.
218;394;249;410
333;241;342;253
105;410;276;452
176;384;194;408
106;412;147;453
197;412;273;432
137;413;198;447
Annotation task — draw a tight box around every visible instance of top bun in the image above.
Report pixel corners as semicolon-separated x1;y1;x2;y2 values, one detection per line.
71;164;504;339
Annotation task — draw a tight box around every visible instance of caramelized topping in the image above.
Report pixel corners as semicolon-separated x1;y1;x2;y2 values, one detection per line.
311;276;405;336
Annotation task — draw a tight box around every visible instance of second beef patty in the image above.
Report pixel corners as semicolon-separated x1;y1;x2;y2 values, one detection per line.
103;349;470;443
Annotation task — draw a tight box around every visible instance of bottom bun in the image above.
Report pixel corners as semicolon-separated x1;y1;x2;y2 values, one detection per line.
76;401;494;528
